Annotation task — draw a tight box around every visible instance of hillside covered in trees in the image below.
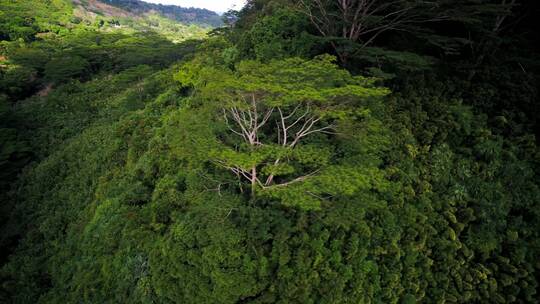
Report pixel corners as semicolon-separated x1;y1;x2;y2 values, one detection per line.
1;0;539;303
94;0;223;26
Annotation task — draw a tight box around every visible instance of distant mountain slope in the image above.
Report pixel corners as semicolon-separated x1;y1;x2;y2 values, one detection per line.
74;0;137;18
71;0;210;42
0;0;208;102
96;0;223;27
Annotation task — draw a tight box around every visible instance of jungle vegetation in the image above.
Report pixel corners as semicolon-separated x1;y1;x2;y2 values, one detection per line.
0;0;539;303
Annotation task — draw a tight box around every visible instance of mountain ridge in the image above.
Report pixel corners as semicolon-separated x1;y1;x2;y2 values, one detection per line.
94;0;223;27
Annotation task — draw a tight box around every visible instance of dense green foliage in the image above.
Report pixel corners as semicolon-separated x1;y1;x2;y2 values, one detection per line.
1;0;539;303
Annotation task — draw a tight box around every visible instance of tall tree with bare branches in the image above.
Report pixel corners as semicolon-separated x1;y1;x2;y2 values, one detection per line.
177;55;390;208
296;0;444;62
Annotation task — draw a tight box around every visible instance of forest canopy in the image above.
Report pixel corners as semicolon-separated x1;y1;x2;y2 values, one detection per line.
0;0;539;303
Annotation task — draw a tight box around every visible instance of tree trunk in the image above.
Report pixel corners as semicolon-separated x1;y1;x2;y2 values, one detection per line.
251;166;257;195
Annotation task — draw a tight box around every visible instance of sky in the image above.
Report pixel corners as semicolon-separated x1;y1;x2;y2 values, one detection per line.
143;0;246;13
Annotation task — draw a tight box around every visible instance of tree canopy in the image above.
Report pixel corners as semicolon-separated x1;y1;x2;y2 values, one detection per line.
0;0;539;303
